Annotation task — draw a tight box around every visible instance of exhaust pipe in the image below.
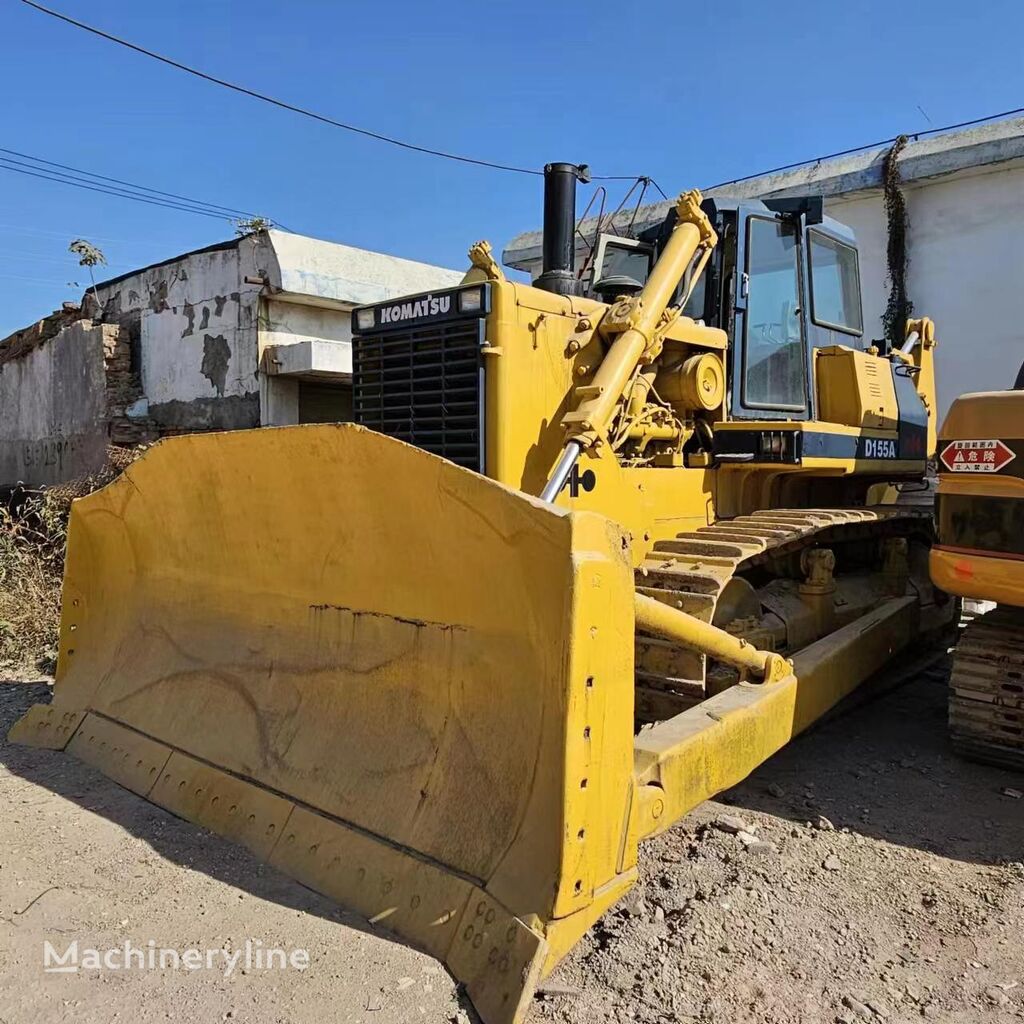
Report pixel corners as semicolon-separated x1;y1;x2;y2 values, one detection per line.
534;162;590;297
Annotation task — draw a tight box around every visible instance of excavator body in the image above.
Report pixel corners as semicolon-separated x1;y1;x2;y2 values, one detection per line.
931;388;1024;770
13;166;951;1022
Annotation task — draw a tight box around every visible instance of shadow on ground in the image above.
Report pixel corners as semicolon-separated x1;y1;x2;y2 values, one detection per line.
0;678;478;1019
721;655;1024;866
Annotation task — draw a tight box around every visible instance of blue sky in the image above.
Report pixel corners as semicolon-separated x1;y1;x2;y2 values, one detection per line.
0;0;1020;335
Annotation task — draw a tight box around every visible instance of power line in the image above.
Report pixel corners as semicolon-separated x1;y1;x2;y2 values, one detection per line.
0;250;129;268
0;146;288;227
0;221;152;245
0;159;240;220
24;1;1024;195
0;146;259;218
20;0;545;177
0;271;79;286
0;154;239;218
0;146;285;226
18;0;655;184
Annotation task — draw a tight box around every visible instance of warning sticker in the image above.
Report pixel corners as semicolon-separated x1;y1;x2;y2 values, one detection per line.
939;438;1016;474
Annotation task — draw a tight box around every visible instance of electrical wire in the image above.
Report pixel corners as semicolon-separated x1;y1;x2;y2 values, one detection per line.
0;271;80;286
24;3;1023;234
0;146;259;218
0;222;148;245
19;0;660;183
19;0;544;177
0;250;128;268
0;159;240;220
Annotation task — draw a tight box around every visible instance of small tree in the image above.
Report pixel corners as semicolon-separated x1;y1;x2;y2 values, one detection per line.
68;238;106;309
234;216;272;237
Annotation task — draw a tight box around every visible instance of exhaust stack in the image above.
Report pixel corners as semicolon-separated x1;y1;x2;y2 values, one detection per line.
535;161;590;297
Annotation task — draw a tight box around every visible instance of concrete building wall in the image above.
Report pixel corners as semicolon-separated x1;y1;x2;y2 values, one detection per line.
0;321;116;487
826;161;1024;418
257;297;354;427
94;230;464;433
0;230;463;487
252;231;463;427
96;242;262;434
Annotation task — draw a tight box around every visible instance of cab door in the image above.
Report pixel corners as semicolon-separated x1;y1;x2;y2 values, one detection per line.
730;208;809;421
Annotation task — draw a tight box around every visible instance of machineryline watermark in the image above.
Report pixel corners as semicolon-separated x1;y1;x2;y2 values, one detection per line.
43;938;310;976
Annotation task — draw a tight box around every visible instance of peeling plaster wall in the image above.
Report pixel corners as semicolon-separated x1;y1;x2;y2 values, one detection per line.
95;243;263;433
90;231;463;433
0;321;112;487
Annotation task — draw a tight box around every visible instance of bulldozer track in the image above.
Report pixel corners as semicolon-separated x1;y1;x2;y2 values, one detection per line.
633;506;934;723
949;606;1024;771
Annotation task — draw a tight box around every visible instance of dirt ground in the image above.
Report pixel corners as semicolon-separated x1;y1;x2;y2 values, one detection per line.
1;659;1021;1024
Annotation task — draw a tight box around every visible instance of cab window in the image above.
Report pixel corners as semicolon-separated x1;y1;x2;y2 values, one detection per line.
808;230;863;334
592;236;653;288
743;217;805;410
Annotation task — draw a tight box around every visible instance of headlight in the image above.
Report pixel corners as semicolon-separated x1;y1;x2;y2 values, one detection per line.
355;308;375;331
458;287;483;313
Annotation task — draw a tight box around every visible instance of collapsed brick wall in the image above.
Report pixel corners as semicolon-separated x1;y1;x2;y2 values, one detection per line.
99;319;157;447
0;314;158;489
0;304;83;369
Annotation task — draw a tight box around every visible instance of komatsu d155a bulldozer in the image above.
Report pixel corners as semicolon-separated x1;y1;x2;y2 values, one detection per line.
13;163;950;1023
931;385;1024;770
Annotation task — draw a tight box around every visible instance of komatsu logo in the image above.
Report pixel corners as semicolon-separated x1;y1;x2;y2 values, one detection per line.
863;438;897;459
379;294;451;324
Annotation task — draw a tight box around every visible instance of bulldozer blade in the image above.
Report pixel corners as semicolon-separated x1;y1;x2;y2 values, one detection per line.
10;423;641;1024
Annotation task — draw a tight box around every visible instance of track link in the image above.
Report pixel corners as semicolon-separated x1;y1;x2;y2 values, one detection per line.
949;606;1024;771
634;506;932;723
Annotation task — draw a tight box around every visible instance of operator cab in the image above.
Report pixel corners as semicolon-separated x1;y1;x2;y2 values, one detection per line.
590;197;866;424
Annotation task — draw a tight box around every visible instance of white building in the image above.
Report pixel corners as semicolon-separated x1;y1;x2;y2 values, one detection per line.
504;117;1024;423
0;231;462;488
92;230;464;432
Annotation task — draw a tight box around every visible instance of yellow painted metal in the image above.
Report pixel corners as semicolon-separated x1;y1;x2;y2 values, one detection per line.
939;387;1024;461
558;190;717;450
153;751;296;860
635;592;791;682
7;703;84;749
12;424;645;1024
67;713;172;797
632;596;917;839
10;423;932;1021
656;352;725;412
815;345;899;429
462;239;506;284
930;547;1024;607
930;387;1024;606
9;194;947;1024
905;317;939;456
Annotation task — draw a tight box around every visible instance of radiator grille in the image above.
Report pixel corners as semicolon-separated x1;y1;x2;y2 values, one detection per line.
353;318;485;471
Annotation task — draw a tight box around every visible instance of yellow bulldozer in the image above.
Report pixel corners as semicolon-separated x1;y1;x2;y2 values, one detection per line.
931;385;1024;770
13;164;953;1023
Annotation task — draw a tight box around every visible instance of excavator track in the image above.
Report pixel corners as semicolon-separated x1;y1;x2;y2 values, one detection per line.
634;506;934;723
949;606;1024;770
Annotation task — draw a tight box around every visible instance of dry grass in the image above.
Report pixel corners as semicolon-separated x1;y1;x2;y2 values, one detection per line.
0;490;67;675
0;447;143;676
